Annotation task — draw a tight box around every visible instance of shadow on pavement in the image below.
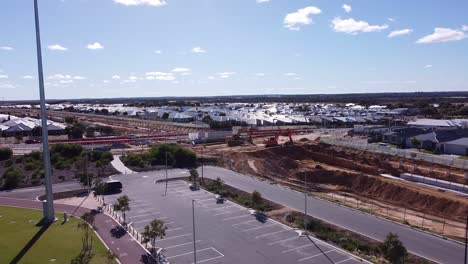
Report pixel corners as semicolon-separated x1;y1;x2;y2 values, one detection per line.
9;218;51;264
140;253;159;264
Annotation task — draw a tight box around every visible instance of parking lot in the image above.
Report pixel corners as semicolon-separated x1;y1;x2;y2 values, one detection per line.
106;171;365;264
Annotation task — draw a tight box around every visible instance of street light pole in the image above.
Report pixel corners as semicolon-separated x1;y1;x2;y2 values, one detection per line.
164;149;168;196
192;200;197;264
34;0;55;222
304;172;308;231
464;213;467;264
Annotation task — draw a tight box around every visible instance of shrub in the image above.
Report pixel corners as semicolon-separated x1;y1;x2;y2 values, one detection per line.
2;167;23;189
0;147;13;161
4;159;13;167
51;144;83;159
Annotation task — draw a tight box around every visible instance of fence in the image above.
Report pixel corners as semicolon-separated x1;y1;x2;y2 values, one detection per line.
320;137;468;170
323;192;466;240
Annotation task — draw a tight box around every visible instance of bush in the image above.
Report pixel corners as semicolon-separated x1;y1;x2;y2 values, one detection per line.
25;161;41;171
4;159;13;167
0;147;13;161
51;144;83;159
2;167;23;189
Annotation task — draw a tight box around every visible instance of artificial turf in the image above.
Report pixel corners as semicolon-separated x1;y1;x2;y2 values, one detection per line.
0;206;116;264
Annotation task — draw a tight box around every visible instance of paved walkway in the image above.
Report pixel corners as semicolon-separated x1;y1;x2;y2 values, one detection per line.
0;197;153;264
111;155;135;174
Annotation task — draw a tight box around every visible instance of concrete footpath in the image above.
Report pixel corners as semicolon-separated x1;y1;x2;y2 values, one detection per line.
111;155;135;174
0;197;153;264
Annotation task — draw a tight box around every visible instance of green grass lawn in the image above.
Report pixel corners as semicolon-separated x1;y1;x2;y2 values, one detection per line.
0;206;116;264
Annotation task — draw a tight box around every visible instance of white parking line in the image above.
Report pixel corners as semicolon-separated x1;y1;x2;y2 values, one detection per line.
204;205;237;212
268;236;299;245
164;240;201;250
166;247;213;259
129;212;161;219
213;209;246;216
335;257;353;264
232;220;258;227
255;229;289;239
155;233;192;242
298;249;334;262
195;198;215;203
193;248;224;264
281;244;312;253
222;214;250;221
166;227;183;232
133;218;156;224
242;223;276;232
131;204;150;207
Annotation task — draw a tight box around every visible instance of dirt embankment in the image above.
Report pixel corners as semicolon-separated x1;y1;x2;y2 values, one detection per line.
222;143;468;221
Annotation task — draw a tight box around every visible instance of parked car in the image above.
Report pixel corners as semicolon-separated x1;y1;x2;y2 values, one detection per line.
104;180;123;192
25;139;39;144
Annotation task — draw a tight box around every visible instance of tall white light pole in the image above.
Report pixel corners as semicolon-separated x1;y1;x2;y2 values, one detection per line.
34;0;55;222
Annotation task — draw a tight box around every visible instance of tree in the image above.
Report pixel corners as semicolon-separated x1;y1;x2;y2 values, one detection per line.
64;116;75;124
113;195;130;224
213;177;224;194
85;126;96;138
251;190;263;212
411;137;421;151
93;178;107;204
142;219;168;254
189;168;199;185
381;233;408;264
78;212;95;252
0;147;13;161
161;112;169;120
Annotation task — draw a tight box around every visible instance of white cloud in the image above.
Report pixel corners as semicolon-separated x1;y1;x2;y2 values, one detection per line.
388;18;395;22
284;6;322;31
113;0;166;7
0;46;14;51
257;0;270;3
342;4;351;13
416;27;466;44
171;68;191;73
207;76;216;80
0;75;8;79
111;75;121;79
73;76;86;80
331;17;388;34
255;73;266;76
284;73;297;76
191;46;206;53
86;42;104;50
388;29;413;38
48;44;67;51
129;76;138;80
0;83;15;89
48;74;84;80
145;71;175;81
60;80;73;84
424;64;433;68
103;80;110;83
154;50;163;54
463;25;468;31
217;72;236;78
22;75;34;79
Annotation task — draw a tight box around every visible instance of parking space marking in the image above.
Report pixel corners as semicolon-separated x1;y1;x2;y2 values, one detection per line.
129;212;161;218
194;248;225;264
133;218;161;224
242;223;276;232
298;249;334;262
166;227;183;232
255;229;289;239
166;247;213;259
132;210;160;215
222;214;250;221
213;209;246;216
164;240;201;250
204;205;237;212
195;198;215;203
232;220;258;226
156;233;192;242
335;257;353;264
281;244;313;253
130;204;150;207
268;236;299;245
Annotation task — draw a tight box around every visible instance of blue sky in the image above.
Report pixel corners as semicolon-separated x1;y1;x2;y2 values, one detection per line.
0;0;467;100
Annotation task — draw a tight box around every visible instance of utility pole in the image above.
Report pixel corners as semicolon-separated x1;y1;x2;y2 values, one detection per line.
164;149;168;196
34;0;55;222
464;213;467;264
192;200;197;264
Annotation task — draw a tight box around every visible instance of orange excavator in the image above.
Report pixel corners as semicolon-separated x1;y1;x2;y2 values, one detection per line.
263;129;294;147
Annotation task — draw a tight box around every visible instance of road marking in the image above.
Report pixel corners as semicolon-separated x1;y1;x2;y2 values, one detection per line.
242;223;276;232
131;204;150;207
166;247;212;259
130;212;161;218
334;257;353;264
193;252;224;264
232;220;257;226
204;205;237;211
164;240;201;250
131;210;160;215
222;214;250;221
133;218;156;224
255;229;288;239
195;198;214;203
166;227;183;232
155;233;192;242
281;244;313;253
213;209;246;216
298;249;334;262
268;236;299;245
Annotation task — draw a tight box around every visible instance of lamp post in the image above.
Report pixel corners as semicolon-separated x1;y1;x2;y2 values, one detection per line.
192;200;197;264
34;0;55;222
